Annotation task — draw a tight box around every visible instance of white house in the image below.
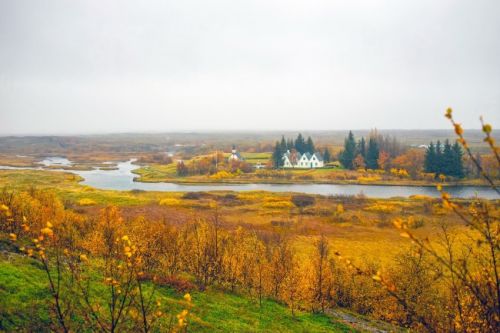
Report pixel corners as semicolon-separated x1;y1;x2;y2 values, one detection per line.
282;150;324;168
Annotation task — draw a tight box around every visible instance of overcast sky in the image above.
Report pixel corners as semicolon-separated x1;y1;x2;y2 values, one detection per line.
0;0;499;134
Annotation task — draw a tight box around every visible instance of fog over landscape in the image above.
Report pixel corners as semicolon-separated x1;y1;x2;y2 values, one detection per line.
1;0;499;134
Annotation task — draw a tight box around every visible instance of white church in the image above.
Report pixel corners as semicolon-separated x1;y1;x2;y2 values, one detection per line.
228;145;244;162
282;150;324;169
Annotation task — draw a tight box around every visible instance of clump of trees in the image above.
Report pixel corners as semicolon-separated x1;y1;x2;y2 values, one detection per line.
424;140;464;178
339;131;382;170
137;153;173;165
176;153;253;177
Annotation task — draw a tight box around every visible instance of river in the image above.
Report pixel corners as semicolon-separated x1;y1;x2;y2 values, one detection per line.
0;158;498;199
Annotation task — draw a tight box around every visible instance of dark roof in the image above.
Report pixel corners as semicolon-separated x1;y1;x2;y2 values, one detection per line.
302;152;312;159
313;152;324;162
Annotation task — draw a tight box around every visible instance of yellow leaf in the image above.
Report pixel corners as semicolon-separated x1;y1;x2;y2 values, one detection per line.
41;228;53;237
400;231;411;238
445;107;453;119
482;124;492;134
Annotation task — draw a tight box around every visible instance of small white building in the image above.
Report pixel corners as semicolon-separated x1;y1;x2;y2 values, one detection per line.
282;150;324;168
228;145;244;162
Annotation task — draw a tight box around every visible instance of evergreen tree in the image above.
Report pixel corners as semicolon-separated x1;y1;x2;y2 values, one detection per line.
272;141;283;169
451;141;464;178
365;138;380;169
441;140;454;176
339;131;356;169
323;148;331;163
306;136;315;154
424;142;437;173
280;135;287;152
435;140;443;175
295;133;306;154
287;138;294;151
357;137;366;158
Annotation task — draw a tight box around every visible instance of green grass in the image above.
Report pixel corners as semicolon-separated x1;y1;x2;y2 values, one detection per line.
133;163;178;181
0;251;355;332
191;289;353;332
0;253;52;330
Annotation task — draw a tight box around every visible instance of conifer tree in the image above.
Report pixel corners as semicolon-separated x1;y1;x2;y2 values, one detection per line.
424;140;465;178
365;138;380;169
424;142;437;174
357;137;366;159
451;141;464;178
323;148;331;163
435;140;443;174
306;136;315;154
339;131;356;169
272;141;283;169
441;140;454;176
280;135;287;152
295;134;306;154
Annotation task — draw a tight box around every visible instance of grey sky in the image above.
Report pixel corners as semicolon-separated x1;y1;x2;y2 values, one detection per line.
0;0;499;134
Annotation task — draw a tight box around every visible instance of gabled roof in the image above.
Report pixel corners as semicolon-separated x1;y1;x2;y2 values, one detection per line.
302;152;312;160
313;152;324;162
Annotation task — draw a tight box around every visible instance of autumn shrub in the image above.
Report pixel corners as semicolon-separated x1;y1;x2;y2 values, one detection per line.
209;170;233;180
357;175;382;182
78;198;96;206
262;201;293;209
159;198;182;207
236;192;263;201
363;203;397;214
409;194;433;200
5;202;194;332
295;174;313;181
143;274;197;293
407;216;425;229
182;191;204;200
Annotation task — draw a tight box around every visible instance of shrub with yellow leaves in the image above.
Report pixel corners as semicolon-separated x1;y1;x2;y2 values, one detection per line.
159;198;183;207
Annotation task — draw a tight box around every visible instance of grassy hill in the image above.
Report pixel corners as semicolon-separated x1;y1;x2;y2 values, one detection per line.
0;248;356;332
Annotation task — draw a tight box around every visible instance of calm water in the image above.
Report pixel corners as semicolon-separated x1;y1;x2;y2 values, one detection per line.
1;158;498;199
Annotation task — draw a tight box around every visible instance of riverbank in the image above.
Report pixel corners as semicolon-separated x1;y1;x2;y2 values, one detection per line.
133;174;494;187
131;164;494;188
1;166;498;199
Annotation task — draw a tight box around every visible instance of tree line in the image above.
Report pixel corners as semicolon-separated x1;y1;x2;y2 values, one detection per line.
424;140;464;178
339;131;381;170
